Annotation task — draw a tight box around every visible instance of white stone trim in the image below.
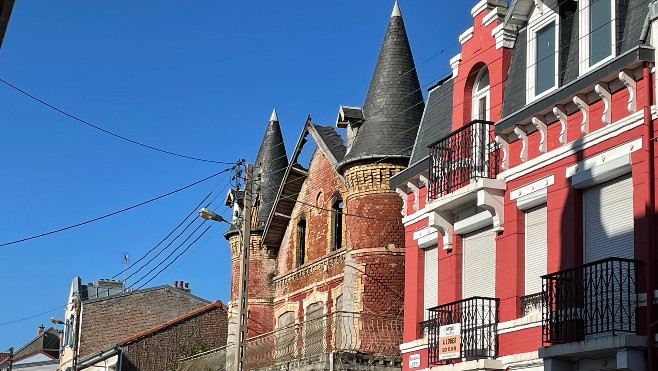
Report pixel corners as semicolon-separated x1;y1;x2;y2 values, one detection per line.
450;53;462;78
514;126;529;163
413;226;439;249
510;175;555;201
497;110;646;182
498;351;543;370
302;289;329;316
275;302;299;324
400;338;428;353
471;0;489;16
429;211;454;251
408;181;420;212
566;138;640;188
497;312;542;334
573;93;590;135
619;70;638;113
402;208;429;226
552;105;568;145
459;26;475;44
396;188;408;217
492;23;519;49
594;83;612;125
454;210;493;235
495;134;510;170
483;7;503;27
531;116;548;154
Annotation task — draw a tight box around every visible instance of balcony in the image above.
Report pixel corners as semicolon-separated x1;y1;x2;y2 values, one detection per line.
244;311;402;370
541;258;640;345
426;297;499;365
428;120;500;200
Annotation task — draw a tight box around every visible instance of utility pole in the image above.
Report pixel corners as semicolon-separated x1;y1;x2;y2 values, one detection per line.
7;347;13;371
235;163;253;371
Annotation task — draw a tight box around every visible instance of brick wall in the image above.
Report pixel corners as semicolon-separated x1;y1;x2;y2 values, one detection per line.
79;287;209;358
121;305;228;371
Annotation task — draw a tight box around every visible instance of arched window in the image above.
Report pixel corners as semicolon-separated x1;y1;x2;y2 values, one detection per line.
297;218;307;267
331;197;343;251
472;67;490;121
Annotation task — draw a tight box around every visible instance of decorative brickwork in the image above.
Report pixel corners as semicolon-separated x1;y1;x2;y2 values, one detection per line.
343;163;407;200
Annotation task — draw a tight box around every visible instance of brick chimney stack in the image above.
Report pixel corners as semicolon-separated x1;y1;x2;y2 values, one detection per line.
38;324;45;335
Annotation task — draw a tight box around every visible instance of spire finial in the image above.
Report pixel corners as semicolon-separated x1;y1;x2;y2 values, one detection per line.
391;0;401;17
270;108;279;122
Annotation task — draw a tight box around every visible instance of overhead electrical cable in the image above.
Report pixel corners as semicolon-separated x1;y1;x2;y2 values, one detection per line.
0;168;231;247
0;77;235;165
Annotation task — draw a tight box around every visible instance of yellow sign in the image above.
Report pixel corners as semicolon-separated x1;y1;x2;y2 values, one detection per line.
438;323;461;360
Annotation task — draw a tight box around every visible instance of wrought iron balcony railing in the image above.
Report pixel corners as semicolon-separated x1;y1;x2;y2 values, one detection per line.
243;311;402;370
428;120;500;200
427;297;499;365
542;257;640;345
520;292;543;316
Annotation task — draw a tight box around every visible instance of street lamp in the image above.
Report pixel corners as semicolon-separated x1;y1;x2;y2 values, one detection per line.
50;317;65;325
198;208;229;224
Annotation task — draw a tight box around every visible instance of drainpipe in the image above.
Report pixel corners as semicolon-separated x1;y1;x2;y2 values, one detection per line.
643;61;655;371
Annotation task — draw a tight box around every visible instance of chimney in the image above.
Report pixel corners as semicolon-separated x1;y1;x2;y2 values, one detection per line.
38;324;45;335
174;280;178;288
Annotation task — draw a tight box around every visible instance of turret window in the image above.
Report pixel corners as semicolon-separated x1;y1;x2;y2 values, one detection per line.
297;218;307;267
331;197;343;251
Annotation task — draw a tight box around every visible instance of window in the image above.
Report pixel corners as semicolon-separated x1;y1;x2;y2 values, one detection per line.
423;247;438;320
536;23;556;95
304;302;325;356
297;218;306;267
471;67;490;121
524;204;547;296
276;311;296;361
331;198;343;251
580;0;615;74
527;11;558;101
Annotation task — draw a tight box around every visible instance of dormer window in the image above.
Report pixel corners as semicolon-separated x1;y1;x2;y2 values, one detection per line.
579;0;615;74
527;10;559;101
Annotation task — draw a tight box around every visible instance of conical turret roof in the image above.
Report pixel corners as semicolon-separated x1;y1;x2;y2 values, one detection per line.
253;109;288;228
339;1;424;171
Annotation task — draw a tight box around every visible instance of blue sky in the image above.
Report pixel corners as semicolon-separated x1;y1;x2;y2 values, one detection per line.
0;1;471;350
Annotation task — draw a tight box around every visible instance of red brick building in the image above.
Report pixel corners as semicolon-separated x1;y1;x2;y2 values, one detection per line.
76;301;228;371
222;2;423;369
392;0;657;370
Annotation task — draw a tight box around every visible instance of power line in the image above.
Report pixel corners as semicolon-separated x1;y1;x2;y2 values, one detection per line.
0;77;236;165
0;168;231;247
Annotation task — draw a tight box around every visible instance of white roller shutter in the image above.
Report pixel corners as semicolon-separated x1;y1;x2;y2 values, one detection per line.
525;204;547;295
424;247;438;320
583;174;634;263
462;226;496;298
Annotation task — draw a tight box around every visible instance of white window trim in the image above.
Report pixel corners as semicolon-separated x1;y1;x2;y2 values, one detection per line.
472;67;491;121
527;10;560;102
579;0;616;75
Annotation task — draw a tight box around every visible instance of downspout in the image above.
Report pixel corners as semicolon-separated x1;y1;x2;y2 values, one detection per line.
643;61;655;371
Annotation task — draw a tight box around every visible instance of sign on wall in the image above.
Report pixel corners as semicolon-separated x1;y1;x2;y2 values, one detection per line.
438;323;461;360
408;353;421;368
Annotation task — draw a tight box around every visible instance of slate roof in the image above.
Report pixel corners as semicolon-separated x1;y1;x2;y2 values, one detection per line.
253;112;289;228
313;125;346;163
501;0;651;118
338;2;424;171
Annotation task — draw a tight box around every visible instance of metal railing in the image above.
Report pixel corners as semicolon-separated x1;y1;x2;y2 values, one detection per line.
178;345;230;371
427;297;499;365
419;319;434;339
542;258;639;344
244;311;403;370
428;120;500;200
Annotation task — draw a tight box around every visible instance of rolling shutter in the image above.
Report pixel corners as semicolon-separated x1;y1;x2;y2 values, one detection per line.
525;204;547;295
462;226;496;298
583;174;634;263
424;247;438;320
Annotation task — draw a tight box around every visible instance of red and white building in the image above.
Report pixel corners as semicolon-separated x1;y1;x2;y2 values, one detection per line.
392;0;658;369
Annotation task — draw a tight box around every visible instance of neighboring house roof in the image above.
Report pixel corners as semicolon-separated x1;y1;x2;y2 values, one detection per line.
310;125;346;164
119;300;226;345
338;1;424;171
12;351;57;364
83;284;209;305
3;328;60;363
390;76;454;188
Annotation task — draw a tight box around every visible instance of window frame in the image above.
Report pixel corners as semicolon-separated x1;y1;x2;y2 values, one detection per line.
330;196;344;252
527;10;560;102
471;67;490;121
297;218;307;267
579;0;616;75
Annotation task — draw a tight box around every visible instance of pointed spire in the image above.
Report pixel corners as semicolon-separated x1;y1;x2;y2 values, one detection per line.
338;2;424;172
270;108;279;122
253;111;288;227
391;0;401;17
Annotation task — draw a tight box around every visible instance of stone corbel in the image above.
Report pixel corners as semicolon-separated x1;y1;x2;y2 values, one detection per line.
419;174;430;203
619;69;637;113
428;211;453;251
573;94;590;135
477;189;505;232
395;188;408;217
407;181;420;212
594;83;612;125
494;135;510;170
553;105;568;146
513;126;528;163
531;116;548;154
